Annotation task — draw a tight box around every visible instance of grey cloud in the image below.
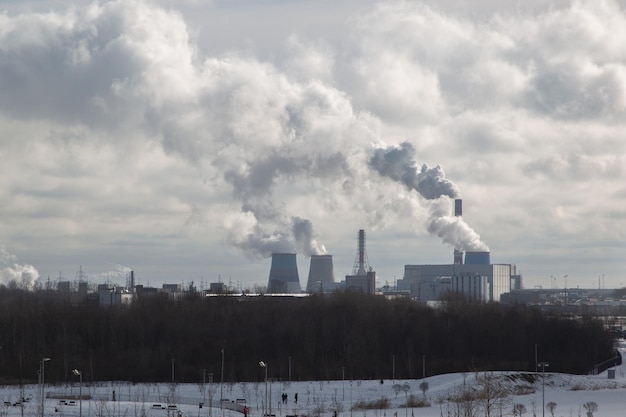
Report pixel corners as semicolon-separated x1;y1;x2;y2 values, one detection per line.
369;142;460;199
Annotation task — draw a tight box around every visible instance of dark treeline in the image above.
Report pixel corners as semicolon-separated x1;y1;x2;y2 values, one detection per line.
0;289;615;385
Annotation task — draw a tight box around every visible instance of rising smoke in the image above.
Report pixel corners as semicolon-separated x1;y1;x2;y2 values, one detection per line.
0;247;39;289
0;0;500;271
369;142;489;252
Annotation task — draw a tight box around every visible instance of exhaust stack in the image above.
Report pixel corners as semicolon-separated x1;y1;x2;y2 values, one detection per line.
454;199;463;264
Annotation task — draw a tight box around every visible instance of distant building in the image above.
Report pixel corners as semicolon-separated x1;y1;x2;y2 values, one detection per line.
345;271;376;294
98;286;133;307
209;282;227;293
399;252;516;303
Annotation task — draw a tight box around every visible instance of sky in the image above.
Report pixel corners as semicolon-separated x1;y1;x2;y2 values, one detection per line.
1;0;626;291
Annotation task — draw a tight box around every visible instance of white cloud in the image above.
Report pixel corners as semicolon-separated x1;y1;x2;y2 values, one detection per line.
0;0;625;289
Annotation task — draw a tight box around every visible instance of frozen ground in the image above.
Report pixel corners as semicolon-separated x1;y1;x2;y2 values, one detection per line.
4;344;626;417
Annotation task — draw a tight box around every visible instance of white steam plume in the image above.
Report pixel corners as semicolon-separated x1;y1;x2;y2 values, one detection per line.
225;212;326;258
369;143;488;252
0;246;39;289
427;201;489;252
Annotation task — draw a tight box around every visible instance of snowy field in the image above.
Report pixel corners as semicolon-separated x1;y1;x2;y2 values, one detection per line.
4;345;626;417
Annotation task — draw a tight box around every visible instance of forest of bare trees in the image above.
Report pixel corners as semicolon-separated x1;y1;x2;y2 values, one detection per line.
0;288;616;385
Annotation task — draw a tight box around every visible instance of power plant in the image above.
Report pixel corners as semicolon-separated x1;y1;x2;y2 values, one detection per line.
263;198;521;301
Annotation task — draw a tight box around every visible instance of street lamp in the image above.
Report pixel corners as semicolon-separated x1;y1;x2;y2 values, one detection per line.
72;369;82;417
40;357;51;417
539;362;549;417
220;349;224;417
259;361;268;417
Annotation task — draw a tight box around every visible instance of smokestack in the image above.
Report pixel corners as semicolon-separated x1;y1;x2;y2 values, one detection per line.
352;229;369;276
306;254;336;293
454;199;463;264
455;198;462;216
267;253;301;294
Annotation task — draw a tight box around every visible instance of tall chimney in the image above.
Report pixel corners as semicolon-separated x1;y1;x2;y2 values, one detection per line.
455;198;463;217
306;254;336;293
267;253;301;294
454;199;463;264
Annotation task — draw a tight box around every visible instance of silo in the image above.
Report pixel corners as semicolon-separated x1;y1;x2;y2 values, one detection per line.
306;254;336;293
267;253;301;294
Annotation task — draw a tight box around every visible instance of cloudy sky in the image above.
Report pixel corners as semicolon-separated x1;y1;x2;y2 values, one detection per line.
1;0;625;291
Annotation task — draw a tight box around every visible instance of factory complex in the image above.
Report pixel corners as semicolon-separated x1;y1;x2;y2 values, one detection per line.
42;198;530;307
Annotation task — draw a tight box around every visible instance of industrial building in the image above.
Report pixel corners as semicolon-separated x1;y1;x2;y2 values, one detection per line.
399;254;516;303
397;199;518;303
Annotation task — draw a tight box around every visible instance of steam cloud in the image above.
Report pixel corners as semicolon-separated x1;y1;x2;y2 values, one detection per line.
369;142;488;252
0;247;39;289
369;142;460;199
0;0;515;271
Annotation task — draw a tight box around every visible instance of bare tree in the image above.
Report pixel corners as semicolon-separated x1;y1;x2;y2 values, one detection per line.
475;372;509;417
419;381;429;398
513;403;526;417
546;401;557;417
583;401;597;417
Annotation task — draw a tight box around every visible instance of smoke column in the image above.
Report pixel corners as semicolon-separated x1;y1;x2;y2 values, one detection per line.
369;142;488;252
369;142;460;199
0;247;39;289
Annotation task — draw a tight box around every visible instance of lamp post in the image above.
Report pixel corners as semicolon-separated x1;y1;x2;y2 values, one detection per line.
259;361;268;417
342;366;345;401
539;362;549;417
208;373;213;417
40;357;51;417
220;349;224;417
72;369;82;417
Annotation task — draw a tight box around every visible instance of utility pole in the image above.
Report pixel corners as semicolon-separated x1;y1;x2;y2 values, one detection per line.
539;362;549;417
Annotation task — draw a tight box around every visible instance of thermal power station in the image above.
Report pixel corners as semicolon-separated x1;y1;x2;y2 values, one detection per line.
306;254;336;293
397;199;519;303
267;253;301;294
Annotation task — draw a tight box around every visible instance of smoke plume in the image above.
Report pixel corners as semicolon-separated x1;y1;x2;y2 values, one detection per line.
225;210;326;259
369;142;460;199
0;247;39;289
369;143;488;252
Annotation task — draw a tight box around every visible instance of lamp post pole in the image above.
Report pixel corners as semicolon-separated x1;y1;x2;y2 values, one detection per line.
259;361;268;417
539;362;549;417
208;373;213;417
342;366;345;401
220;349;224;417
72;369;82;417
40;358;50;417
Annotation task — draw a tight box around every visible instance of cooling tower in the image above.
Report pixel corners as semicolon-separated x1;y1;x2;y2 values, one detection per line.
267;253;301;294
464;251;491;265
306;254;336;293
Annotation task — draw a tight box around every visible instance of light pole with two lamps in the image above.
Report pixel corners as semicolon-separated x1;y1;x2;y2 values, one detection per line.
72;369;82;417
259;361;268;417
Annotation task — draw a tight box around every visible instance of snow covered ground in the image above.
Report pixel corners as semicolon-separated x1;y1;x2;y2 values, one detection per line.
4;344;626;417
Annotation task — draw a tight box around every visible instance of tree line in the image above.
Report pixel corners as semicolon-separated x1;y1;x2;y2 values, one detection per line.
0;288;616;385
